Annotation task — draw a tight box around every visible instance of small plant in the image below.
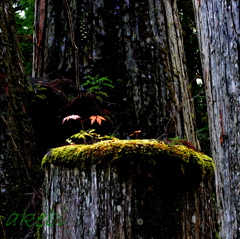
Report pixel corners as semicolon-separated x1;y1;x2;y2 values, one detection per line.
164;136;199;152
66;129;119;145
62;114;106;144
62;114;106;131
66;129;100;145
81;75;114;99
165;136;185;145
90;115;107;125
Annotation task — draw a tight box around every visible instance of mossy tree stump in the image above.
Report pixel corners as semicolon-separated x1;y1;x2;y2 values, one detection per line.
42;140;218;238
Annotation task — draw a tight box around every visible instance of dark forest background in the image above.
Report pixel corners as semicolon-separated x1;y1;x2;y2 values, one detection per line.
14;0;210;159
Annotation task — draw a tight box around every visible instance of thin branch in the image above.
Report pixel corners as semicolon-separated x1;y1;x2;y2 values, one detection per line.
111;122;122;135
0;216;7;239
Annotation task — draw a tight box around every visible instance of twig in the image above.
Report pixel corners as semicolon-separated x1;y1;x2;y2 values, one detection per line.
96;98;117;105
0;216;7;239
112;122;122;135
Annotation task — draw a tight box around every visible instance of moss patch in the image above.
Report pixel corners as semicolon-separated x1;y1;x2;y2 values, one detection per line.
42;140;214;184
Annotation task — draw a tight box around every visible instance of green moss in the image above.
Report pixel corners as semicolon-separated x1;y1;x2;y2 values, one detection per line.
42;140;214;183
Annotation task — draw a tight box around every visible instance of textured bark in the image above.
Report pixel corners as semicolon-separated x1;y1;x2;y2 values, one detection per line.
42;145;217;239
33;0;200;149
192;0;240;238
0;1;36;238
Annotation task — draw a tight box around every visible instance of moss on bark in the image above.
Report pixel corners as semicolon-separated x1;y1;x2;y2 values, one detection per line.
42;139;213;185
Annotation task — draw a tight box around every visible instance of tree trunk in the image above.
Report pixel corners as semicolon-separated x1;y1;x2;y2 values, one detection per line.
192;0;240;238
33;0;200;149
0;1;36;238
42;140;218;238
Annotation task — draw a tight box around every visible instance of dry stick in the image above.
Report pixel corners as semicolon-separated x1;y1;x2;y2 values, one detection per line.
0;216;7;239
1;116;36;193
111;122;122;136
64;0;81;99
156;87;206;140
77;118;87;144
97;98;117;105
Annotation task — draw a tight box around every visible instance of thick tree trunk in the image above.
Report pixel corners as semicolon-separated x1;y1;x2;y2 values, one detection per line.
33;0;200;148
42;140;218;238
192;0;240;238
0;1;36;238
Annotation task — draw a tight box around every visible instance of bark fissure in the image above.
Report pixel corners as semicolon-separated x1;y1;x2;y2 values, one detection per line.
192;0;240;237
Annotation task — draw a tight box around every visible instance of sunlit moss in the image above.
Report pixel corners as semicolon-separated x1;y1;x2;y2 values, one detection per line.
42;140;214;184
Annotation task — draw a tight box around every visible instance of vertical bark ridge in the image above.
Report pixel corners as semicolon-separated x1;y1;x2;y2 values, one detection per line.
192;0;240;237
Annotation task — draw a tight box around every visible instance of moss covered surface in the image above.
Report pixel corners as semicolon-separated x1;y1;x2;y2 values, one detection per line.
42;140;214;184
